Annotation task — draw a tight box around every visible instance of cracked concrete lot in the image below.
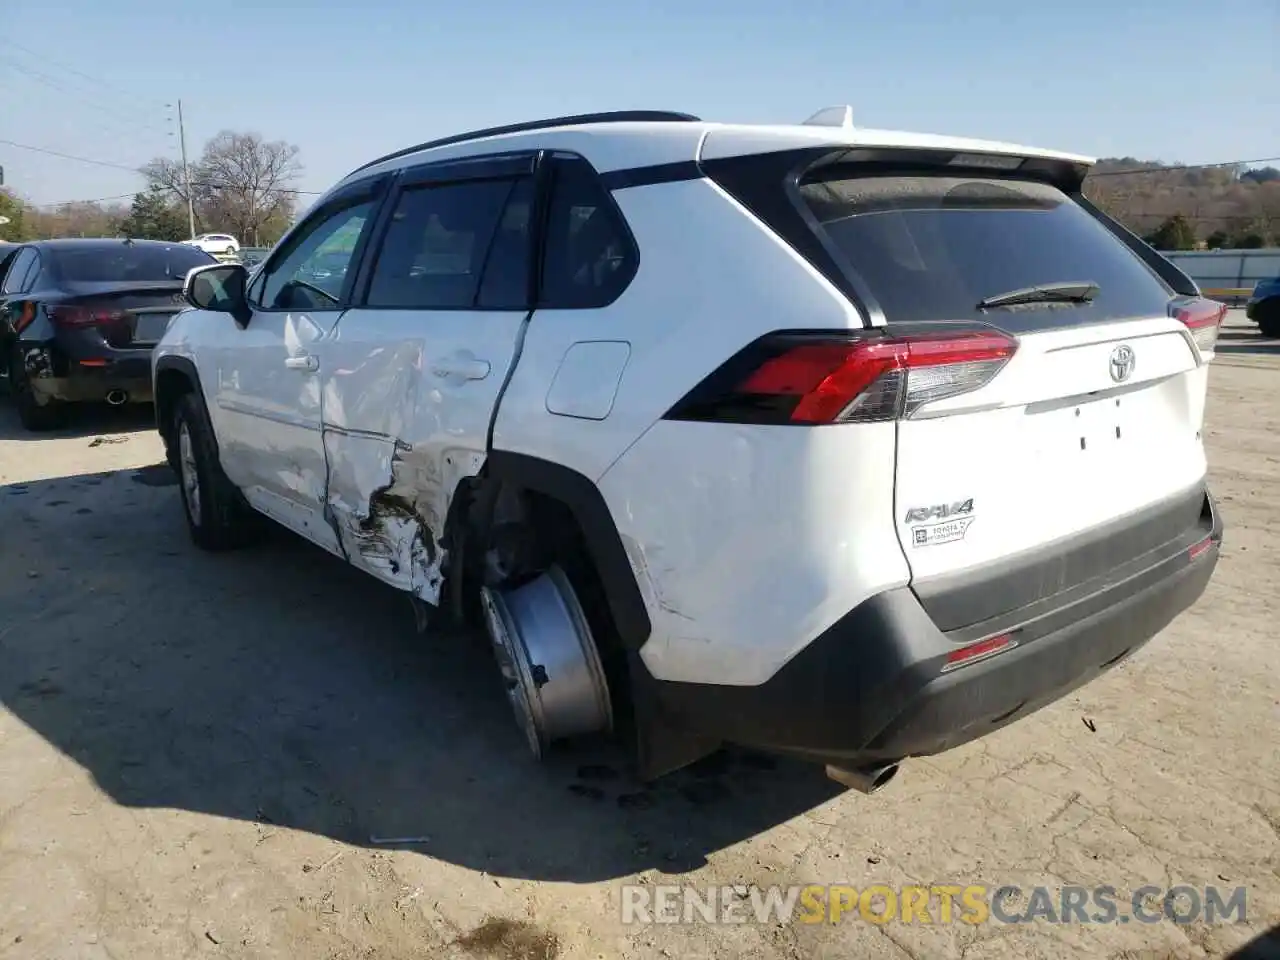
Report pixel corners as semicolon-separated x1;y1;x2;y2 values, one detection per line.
0;312;1277;960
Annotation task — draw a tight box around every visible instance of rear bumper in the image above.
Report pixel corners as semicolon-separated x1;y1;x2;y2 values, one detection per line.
645;489;1222;768
27;348;153;404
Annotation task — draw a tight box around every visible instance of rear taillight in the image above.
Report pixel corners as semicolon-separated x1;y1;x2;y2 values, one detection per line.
1171;297;1227;358
47;305;128;329
667;328;1018;425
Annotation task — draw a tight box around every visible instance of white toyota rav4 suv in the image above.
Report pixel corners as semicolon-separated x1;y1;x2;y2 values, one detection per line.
152;109;1224;792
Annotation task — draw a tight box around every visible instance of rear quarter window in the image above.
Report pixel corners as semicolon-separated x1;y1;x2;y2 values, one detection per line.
799;173;1174;331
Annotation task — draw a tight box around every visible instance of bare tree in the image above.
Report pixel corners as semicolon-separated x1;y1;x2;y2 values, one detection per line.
198;131;302;245
143;130;303;245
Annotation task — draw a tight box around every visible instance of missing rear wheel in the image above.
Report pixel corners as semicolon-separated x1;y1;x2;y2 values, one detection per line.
480;564;614;759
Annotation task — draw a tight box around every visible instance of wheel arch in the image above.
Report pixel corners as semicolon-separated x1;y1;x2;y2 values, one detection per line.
480;450;652;651
154;355;208;461
473;452;713;779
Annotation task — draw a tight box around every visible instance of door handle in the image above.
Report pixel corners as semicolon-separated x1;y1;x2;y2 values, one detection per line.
284;354;319;372
431;355;491;381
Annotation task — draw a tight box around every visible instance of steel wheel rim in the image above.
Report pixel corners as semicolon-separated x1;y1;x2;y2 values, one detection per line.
480;586;545;758
178;421;201;525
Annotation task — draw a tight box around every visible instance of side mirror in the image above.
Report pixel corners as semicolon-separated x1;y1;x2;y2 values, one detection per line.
184;263;251;326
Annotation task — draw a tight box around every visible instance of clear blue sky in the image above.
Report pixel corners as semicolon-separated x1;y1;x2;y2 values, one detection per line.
3;0;1276;207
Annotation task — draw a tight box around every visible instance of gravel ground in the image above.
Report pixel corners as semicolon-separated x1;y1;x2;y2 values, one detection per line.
0;312;1277;960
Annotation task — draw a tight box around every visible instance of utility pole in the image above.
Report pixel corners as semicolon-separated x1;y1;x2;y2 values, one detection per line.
177;98;196;240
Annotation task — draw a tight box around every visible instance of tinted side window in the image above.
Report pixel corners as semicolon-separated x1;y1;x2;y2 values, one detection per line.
365;178;521;310
2;248;36;294
540;157;637;309
255;201;375;311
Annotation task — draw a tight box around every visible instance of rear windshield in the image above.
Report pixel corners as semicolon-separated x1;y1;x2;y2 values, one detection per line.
798;174;1173;329
53;244;214;283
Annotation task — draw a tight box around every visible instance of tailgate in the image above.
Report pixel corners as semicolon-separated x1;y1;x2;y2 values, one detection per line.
790;164;1218;627
894;317;1206;584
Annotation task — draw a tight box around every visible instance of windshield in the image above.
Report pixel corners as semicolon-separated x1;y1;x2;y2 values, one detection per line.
53;243;215;283
798;173;1174;331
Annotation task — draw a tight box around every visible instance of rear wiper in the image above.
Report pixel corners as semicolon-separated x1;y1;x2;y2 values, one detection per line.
977;281;1099;310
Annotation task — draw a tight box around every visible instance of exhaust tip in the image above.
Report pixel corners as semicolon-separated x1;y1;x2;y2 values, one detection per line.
105;390;128;406
825;762;900;794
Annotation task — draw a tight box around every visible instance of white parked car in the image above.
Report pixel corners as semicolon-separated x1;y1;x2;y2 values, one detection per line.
151;109;1224;791
184;233;240;256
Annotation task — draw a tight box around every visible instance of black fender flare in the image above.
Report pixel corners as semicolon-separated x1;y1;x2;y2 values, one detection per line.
484;450;652;651
153;355;211;450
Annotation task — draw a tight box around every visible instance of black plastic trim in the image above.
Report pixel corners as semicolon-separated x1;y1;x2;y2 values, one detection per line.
485;450;651;651
599;160;703;191
700;147;875;322
398;151;538;188
914;484;1211;633
152;354;208;449
346;111;701;178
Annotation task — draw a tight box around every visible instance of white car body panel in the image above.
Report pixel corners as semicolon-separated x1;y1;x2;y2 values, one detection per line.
318;306;526;600
894;319;1207;582
598;420;909;686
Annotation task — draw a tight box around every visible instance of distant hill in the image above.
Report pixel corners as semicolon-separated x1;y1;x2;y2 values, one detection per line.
1083;159;1280;248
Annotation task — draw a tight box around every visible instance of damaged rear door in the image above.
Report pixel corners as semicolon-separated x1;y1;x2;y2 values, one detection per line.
319;153;538;601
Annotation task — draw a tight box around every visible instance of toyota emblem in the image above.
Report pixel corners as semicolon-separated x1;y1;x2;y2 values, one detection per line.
1109;344;1135;383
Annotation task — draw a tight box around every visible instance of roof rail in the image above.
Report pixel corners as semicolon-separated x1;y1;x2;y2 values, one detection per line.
347;110;701;177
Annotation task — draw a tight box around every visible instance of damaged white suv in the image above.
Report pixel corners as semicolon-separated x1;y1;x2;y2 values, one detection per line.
153;108;1224;791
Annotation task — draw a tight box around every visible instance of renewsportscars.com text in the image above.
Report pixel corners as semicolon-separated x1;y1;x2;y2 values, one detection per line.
620;883;1249;926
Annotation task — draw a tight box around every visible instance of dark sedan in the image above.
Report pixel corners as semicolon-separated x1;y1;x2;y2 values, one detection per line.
0;238;216;431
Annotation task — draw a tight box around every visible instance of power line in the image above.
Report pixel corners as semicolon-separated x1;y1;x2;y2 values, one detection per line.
26;185;323;208
0;60;171;137
30;192;139;208
1;39;170;113
1088;156;1280;178
0;138;144;173
190;182;324;195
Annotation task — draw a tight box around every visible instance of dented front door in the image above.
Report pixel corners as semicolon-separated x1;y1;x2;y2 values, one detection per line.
319;158;537;602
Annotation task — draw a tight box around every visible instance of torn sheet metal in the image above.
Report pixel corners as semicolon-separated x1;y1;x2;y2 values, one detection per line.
322;430;485;606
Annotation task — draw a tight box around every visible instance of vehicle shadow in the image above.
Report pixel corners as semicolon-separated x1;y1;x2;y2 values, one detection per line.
1214;328;1280;357
0;463;843;883
0;398;156;441
1228;923;1280;959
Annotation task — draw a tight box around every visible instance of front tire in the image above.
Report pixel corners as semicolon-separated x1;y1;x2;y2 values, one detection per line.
7;348;65;432
1257;301;1280;338
171;391;259;550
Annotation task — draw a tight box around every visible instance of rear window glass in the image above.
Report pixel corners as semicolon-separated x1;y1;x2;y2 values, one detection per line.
798;174;1173;329
53;244;214;283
